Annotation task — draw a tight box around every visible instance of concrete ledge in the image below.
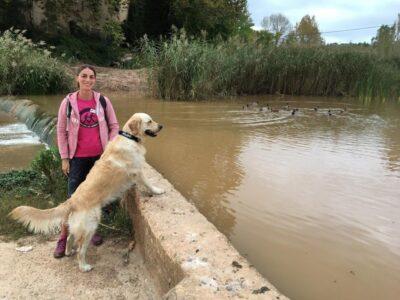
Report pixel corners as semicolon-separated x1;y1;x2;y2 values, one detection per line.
132;164;288;299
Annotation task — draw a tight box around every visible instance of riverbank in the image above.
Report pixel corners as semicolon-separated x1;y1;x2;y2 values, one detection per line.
68;66;149;93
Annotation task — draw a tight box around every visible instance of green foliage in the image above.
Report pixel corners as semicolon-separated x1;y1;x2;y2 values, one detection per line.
372;24;399;59
31;147;67;201
124;0;171;42
0;167;54;238
133;31;400;101
0;28;73;95
104;21;126;48
0;167;51;238
123;0;252;44
170;0;251;40
0;169;39;192
99;202;133;236
49;34;121;65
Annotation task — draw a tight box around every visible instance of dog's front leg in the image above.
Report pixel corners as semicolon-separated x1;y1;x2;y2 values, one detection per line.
77;232;94;272
65;234;75;256
136;171;165;195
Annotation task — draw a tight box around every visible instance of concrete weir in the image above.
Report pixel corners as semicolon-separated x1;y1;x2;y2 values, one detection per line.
0;97;288;299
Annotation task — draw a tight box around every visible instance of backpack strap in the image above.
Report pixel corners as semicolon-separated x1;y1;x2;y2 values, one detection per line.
66;100;72;118
66;93;73;119
99;95;108;125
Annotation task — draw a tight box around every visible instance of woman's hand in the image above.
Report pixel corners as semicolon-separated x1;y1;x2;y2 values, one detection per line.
61;159;70;176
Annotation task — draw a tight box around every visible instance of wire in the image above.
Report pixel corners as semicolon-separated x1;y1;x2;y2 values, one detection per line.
321;25;382;34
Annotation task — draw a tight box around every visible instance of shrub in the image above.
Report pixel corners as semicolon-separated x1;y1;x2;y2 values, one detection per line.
0;28;73;95
31;147;67;202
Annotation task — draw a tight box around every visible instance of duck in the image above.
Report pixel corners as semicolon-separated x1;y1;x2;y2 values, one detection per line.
283;102;291;111
328;109;332;116
291;109;296;116
250;101;258;108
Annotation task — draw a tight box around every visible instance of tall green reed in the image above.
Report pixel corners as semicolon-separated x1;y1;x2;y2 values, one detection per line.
0;28;72;95
135;31;400;101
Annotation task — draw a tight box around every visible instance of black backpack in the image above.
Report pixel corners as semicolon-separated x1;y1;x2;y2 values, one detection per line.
66;94;108;124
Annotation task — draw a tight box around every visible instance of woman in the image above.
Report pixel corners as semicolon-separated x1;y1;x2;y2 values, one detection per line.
54;64;119;258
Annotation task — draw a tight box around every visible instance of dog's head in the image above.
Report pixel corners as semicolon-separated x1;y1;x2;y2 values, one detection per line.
123;113;163;138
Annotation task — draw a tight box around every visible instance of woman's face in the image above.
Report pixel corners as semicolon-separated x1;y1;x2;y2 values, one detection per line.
77;68;96;91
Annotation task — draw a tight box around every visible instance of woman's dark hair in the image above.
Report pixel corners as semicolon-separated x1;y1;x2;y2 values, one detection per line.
76;64;97;77
76;64;96;88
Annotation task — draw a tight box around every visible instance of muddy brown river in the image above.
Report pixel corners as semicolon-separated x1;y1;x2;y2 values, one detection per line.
1;93;400;300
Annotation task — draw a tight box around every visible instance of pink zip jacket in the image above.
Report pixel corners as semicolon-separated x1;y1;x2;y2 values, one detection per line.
57;91;119;159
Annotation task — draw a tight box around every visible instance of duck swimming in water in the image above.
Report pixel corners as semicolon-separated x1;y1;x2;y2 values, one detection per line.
283;102;290;111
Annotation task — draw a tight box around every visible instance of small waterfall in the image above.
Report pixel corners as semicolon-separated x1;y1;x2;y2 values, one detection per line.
0;98;57;147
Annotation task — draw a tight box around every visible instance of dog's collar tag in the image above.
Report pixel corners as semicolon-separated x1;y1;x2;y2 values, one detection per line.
119;130;141;143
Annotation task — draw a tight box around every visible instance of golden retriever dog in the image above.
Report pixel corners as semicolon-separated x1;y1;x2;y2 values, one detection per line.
10;113;164;272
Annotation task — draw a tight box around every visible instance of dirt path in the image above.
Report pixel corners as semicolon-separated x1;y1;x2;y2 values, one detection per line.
0;236;159;299
69;66;149;93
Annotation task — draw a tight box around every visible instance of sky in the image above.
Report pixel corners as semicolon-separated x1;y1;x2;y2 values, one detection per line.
247;0;400;44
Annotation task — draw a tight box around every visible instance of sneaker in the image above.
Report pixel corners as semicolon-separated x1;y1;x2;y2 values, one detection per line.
91;233;103;246
53;237;67;259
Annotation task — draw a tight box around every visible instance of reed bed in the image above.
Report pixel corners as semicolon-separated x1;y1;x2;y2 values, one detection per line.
136;33;400;101
0;28;72;95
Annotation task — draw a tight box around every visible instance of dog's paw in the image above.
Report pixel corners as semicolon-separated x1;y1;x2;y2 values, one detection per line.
79;264;93;272
65;249;76;257
151;187;165;195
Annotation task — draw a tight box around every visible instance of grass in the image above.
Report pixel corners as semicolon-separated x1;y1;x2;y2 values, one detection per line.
0;148;132;240
131;31;400;102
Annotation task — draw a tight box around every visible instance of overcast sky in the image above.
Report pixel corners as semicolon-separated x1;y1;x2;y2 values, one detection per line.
247;0;400;44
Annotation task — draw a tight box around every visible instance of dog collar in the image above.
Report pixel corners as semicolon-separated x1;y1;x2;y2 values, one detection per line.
119;130;141;143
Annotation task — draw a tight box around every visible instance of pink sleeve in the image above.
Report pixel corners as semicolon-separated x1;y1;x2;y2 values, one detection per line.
57;98;69;159
105;97;119;140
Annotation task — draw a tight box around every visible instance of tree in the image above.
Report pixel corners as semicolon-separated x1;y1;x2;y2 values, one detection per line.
0;0;31;32
170;0;252;39
372;24;396;58
261;13;291;44
123;0;253;43
292;15;324;46
123;0;172;42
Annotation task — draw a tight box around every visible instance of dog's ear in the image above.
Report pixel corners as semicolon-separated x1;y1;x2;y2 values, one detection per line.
129;118;142;136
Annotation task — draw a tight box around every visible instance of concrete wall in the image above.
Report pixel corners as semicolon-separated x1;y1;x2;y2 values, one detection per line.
127;164;288;299
0;98;57;146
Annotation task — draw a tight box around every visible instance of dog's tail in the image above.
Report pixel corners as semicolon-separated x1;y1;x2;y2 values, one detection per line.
9;200;72;234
